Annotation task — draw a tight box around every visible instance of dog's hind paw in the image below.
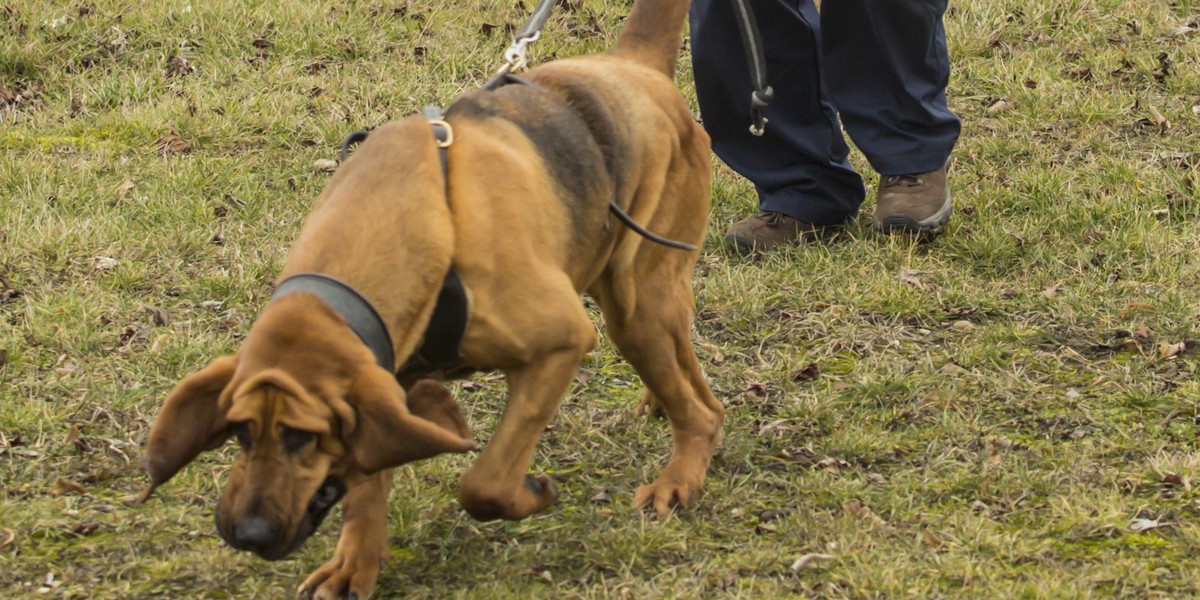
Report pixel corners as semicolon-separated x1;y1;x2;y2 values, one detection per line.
634;391;665;419
298;549;384;600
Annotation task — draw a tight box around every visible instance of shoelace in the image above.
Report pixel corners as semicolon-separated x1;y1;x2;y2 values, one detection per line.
883;174;923;187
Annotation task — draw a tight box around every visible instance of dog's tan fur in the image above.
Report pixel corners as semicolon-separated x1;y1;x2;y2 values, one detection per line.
139;1;722;597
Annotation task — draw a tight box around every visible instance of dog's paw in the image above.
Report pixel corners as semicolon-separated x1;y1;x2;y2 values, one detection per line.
633;473;701;517
298;548;384;600
634;391;665;419
460;473;558;521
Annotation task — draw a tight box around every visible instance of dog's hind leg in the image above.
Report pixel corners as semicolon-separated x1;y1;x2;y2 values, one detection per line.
596;267;724;516
299;469;393;600
457;294;597;522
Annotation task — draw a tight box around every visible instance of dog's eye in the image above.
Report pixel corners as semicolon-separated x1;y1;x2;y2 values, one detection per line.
233;422;253;449
282;427;316;453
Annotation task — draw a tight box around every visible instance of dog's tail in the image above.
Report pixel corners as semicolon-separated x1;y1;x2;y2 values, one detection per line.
612;0;691;76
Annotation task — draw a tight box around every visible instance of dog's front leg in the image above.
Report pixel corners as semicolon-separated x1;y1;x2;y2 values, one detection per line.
458;342;592;521
299;469;393;600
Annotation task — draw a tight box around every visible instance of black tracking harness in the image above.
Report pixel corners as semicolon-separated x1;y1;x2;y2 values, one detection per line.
271;0;773;379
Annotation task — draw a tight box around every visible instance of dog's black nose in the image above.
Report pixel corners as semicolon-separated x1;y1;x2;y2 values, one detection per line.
232;516;278;550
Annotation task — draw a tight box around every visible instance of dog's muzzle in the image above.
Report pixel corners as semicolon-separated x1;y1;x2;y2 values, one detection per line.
221;476;348;561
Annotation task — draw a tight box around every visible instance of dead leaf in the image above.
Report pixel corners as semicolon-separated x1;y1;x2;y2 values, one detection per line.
1130;518;1161;532
165;54;194;77
49;478;86;496
951;320;975;332
866;473;886;485
0;349;7;369
985;98;1011;114
71;522;100;536
252;37;272;49
142;305;169;326
1159;341;1185;359
92;256;118;271
312;159;338;173
920;530;944;548
588;489;611;504
1122;302;1154;316
755;522;777;534
744;381;769;398
1041;284;1059;299
0;528;14;549
790;362;820;383
790;553;835;571
898;268;928;289
1134;325;1153;339
1147;104;1170;131
153;132;191;154
115;180;135;196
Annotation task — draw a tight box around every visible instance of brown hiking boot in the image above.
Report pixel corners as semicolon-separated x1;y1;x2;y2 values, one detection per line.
723;211;825;255
873;158;952;233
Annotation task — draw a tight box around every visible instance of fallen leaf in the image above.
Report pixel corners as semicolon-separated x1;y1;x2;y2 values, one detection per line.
165;54;194;77
1041;284;1059;299
252;37;272;49
757;508;787;522
115;180;136;196
920;530;944;548
49;478;86;496
588;489;611;504
1134;325;1153;339
1130;518;1161;532
312;159;338;173
153;132;191;154
951;320;975;332
197;300;224;310
0;528;14;549
790;553;835;571
744;381;769;398
92;256;118;271
142;305;169;326
898;268;928;289
866;473;886;485
971;500;990;513
71;522;100;536
0;349;7;369
1122;301;1154;316
755;522;777;534
985;98;1011;114
790;362;820;383
1159;341;1185;359
1065;389;1081;399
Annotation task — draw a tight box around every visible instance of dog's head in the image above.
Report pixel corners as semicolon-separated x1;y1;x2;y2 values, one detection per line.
136;310;474;560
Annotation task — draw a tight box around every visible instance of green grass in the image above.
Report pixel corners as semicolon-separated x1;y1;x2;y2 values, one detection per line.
3;0;1200;597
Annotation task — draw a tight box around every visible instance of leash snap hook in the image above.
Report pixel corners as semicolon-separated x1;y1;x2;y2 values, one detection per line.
502;30;540;72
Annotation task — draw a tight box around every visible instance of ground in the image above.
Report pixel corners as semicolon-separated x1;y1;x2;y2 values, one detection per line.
2;0;1200;597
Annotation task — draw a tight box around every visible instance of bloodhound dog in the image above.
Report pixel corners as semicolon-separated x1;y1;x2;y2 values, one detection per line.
138;0;722;597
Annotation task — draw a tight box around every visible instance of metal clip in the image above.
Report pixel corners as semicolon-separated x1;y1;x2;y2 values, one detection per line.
501;31;540;73
427;119;454;148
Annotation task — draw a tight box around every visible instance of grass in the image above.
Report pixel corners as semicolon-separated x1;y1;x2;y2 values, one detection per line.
2;0;1200;597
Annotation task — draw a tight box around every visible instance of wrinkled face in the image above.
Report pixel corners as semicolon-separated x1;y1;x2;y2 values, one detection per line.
214;382;349;560
137;346;475;563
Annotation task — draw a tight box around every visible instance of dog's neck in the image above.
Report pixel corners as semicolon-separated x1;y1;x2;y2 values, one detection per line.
275;117;456;371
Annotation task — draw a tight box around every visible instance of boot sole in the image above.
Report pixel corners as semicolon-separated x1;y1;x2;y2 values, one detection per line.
874;187;952;233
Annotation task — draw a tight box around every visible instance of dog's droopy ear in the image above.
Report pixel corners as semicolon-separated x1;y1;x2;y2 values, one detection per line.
344;367;475;474
135;356;237;503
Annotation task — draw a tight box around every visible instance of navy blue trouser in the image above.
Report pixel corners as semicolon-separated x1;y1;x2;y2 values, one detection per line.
690;0;961;225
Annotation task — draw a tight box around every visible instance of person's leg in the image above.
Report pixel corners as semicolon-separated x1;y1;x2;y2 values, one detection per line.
822;0;959;232
822;0;959;175
690;0;864;236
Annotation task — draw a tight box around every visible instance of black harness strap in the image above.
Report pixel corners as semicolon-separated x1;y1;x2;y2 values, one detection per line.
271;273;396;370
397;269;468;376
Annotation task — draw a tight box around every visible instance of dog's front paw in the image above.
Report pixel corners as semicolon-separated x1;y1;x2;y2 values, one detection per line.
298;548;384;600
634;469;703;517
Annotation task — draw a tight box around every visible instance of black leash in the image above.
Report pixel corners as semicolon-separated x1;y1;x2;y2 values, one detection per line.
731;0;774;136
